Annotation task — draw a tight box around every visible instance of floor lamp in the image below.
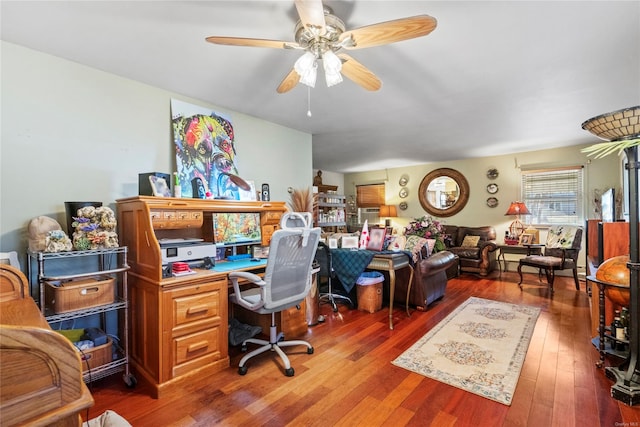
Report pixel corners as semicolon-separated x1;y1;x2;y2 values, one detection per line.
582;106;640;405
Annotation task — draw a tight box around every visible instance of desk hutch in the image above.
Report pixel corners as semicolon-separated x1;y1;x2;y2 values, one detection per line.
116;196;287;398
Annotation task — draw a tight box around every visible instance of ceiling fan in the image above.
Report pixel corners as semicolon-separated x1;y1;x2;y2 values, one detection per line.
205;0;437;93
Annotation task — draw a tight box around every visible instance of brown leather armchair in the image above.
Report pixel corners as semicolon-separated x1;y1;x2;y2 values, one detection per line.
394;251;458;311
442;225;498;276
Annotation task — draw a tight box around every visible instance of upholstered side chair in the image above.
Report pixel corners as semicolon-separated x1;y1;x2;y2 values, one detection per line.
517;225;583;294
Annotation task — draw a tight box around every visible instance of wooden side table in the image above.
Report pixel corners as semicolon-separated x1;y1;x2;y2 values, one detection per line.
498;244;543;275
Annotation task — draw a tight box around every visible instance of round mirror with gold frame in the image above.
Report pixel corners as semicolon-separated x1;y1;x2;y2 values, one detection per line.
418;168;470;217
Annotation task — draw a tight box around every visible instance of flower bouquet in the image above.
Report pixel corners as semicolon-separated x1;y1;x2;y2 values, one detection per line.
404;215;447;252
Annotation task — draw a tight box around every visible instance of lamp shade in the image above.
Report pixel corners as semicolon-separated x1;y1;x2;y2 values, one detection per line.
294;51;318;88
216;172;251;199
379;205;397;217
322;50;343;87
581;106;640;142
504;201;530;216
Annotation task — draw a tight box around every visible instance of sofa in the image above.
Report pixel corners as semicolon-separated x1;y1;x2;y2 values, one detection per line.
394;251;459;311
442;225;498;276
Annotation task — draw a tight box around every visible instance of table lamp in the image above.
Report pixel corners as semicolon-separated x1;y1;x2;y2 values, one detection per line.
216;172;251;199
504;201;530;238
379;205;397;227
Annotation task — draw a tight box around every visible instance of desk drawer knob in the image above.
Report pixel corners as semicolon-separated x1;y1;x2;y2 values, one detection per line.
187;341;209;353
187;305;208;315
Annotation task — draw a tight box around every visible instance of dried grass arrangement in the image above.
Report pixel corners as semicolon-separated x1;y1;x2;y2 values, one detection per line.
288;187;313;213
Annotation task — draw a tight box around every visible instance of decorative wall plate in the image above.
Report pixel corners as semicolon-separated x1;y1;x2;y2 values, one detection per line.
399;175;409;186
399;201;408;210
399;187;409;198
487;183;499;194
487;168;499;180
486;197;499;208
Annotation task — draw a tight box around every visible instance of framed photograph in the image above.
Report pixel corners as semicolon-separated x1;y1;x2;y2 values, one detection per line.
149;175;172;197
328;238;338;249
367;228;387;251
341;236;359;249
520;233;534;245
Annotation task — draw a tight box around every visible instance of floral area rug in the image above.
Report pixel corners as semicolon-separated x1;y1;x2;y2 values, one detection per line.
392;297;540;405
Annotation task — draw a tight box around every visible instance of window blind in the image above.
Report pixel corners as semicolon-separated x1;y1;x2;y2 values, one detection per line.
356;184;385;208
521;166;584;225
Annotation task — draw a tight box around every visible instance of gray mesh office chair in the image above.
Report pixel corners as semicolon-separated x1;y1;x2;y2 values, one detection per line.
229;212;320;376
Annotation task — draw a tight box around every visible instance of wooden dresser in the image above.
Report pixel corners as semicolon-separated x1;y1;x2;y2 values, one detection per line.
0;264;94;426
116;197;288;398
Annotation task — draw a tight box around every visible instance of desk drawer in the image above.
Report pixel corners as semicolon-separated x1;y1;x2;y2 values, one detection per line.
173;327;221;366
168;280;225;333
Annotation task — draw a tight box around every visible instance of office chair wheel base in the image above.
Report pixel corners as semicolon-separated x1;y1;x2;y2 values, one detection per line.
285;367;294;377
307;347;314;354
238;366;248;376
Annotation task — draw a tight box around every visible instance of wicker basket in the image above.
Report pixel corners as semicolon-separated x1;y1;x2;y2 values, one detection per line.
356;272;384;313
45;275;115;313
78;338;113;371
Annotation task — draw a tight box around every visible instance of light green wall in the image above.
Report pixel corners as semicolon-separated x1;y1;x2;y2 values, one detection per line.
0;42;312;259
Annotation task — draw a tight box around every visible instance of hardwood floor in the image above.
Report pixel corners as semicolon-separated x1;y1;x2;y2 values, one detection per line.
83;271;640;426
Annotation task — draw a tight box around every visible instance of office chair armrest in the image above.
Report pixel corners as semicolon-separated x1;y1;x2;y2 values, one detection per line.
229;271;266;311
229;271;264;284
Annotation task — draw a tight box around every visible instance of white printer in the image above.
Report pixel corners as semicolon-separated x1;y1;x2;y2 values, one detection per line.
158;238;217;266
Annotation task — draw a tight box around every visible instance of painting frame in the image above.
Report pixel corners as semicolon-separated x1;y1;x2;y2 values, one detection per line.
328;238;338;249
149;175;172;197
520;233;534;245
367;227;387;251
341;236;359;249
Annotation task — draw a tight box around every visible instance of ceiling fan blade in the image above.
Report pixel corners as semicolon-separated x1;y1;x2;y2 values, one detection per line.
294;0;326;34
339;15;437;49
205;36;298;49
277;69;300;93
338;53;382;91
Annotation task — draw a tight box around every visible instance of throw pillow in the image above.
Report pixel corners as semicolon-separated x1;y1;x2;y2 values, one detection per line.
425;238;437;257
546;225;579;248
461;235;480;247
404;235;428;262
386;235;406;252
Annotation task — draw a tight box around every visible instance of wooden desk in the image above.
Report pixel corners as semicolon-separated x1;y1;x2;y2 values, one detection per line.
116;197;287;398
367;253;414;330
1;265;94;426
497;244;543;274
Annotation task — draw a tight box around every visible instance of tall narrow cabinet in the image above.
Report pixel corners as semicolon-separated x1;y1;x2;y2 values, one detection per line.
314;192;347;231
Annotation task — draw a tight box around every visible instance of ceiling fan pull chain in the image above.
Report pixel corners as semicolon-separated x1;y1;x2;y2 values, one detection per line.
307;86;312;117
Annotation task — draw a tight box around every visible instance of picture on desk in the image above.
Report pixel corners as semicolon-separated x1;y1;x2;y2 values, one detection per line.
520;233;534;245
341;236;359;249
367;227;387;251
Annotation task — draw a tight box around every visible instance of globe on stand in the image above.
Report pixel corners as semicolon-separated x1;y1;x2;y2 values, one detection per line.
596;255;630;307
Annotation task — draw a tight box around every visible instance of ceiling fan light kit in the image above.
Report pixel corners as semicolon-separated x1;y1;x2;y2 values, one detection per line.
205;0;437;93
294;51;318;87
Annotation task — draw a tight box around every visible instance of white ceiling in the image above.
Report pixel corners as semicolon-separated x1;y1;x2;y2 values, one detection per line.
2;1;639;173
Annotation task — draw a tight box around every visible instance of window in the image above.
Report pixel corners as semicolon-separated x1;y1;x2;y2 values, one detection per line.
521;166;584;225
356;184;385;208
